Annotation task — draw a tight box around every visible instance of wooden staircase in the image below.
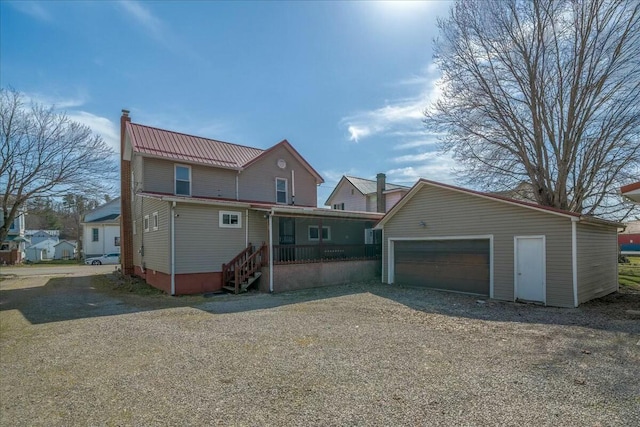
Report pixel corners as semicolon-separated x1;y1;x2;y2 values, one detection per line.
221;242;267;294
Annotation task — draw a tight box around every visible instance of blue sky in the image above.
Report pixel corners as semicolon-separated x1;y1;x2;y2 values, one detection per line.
1;0;453;206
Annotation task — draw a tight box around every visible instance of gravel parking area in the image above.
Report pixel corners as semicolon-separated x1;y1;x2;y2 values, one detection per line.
1;268;639;426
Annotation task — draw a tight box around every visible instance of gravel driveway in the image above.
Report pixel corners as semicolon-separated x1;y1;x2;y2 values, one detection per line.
1;267;639;426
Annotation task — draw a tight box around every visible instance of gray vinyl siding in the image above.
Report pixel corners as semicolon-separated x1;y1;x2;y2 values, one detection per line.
238;145;317;206
174;204;246;274
327;181;367;211
248;210;268;247
292;217;370;245
136;198;170;273
576;223;618;303
382;185;575;307
142;157;237;199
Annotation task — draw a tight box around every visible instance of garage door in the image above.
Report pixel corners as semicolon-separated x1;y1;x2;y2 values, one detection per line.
393;239;490;295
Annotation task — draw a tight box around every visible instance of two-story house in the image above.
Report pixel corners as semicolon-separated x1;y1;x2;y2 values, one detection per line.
82;198;121;258
325;174;411;213
120;111;382;295
0;211;27;264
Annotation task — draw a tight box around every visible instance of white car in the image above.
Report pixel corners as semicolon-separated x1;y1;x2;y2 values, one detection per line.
85;253;120;265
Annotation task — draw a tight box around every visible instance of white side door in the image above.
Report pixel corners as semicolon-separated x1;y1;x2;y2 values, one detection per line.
515;236;545;303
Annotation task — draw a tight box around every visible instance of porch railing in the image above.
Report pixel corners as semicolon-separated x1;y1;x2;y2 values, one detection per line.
272;244;381;265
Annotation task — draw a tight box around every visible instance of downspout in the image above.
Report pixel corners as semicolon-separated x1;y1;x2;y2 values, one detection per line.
171;201;176;296
236;171;240;201
268;210;274;293
571;218;578;307
245;209;249;247
291;170;295;205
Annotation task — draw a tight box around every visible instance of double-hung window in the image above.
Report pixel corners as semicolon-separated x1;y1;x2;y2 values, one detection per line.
175;165;191;196
144;215;150;232
276;178;287;204
153;212;159;231
92;228;99;242
308;226;330;241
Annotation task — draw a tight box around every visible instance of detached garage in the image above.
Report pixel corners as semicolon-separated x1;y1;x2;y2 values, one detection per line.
376;179;622;308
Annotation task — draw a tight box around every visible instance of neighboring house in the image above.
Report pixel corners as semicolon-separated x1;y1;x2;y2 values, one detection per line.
24;238;57;262
324;174;411;213
375;179;621;308
0;211;27;265
491;182;538;203
119;110;382;295
25;230;60;246
621;181;640;203
82;198;121;258
54;240;77;260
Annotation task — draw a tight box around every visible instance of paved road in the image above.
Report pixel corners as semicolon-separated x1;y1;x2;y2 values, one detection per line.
0;264;116;277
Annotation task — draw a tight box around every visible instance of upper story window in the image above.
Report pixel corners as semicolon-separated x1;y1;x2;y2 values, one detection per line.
9;220;16;231
276;178;287;204
144;215;150;232
175;165;191;196
332;203;345;210
92;228;99;242
219;211;242;228
153;212;159;231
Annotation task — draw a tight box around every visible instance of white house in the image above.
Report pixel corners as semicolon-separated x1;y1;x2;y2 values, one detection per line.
1;211;27;264
82;198;121;258
25;230;60;245
24;238;57;262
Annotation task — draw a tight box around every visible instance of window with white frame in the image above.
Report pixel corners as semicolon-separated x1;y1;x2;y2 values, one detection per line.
332;203;345;210
144;215;150;232
153;212;159;231
276;178;287;204
92;228;99;242
133;220;137;235
175;165;191;196
219;211;242;228
308;225;330;241
114;237;121;246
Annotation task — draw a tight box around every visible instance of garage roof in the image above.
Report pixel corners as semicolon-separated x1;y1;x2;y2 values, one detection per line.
375;179;623;229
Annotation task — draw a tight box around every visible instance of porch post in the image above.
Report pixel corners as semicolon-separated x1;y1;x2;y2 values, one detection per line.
318;218;323;260
268;211;274;292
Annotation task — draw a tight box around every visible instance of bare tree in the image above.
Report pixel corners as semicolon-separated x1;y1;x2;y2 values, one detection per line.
0;88;117;242
425;0;640;219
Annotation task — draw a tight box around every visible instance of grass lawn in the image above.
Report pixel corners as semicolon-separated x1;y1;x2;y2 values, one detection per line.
619;255;640;290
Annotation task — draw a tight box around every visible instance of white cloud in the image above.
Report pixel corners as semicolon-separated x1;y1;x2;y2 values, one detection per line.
24;91;88;109
386;152;457;185
67;111;120;152
393;151;441;163
393;139;438;150
340;67;442;143
9;1;52;22
117;0;164;41
347;125;371;143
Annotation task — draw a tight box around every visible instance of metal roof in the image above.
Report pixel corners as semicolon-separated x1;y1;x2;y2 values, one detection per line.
127;122;264;169
344;176;410;195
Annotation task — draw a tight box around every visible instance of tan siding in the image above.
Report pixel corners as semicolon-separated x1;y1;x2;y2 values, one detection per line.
382;185;574;307
248;210;268;247
136;198;170;273
327;181;367;211
576;223;618;303
239;145;317;206
174;204;246;274
143;157;237;199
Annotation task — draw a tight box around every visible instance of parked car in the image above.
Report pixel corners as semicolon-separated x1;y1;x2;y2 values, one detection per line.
85;253;120;265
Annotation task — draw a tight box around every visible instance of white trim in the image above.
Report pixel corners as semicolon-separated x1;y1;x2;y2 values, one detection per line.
170;202;176;296
219;211;242;228
276;177;288;204
245;209;249;246
133;220;137;235
152;212;159;231
514;235;546;305
308;225;331;241
387;235;494;297
174;164;192;196
381;227;385;283
268;213;274;292
571;219;578;307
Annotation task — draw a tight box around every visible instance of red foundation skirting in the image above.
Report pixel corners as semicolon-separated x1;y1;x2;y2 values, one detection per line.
133;265;222;295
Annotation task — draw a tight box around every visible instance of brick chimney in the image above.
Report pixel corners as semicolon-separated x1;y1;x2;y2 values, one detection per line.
376;173;386;213
120;109;134;276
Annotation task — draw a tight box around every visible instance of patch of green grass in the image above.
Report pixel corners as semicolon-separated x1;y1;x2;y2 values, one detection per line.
23;259;82;266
